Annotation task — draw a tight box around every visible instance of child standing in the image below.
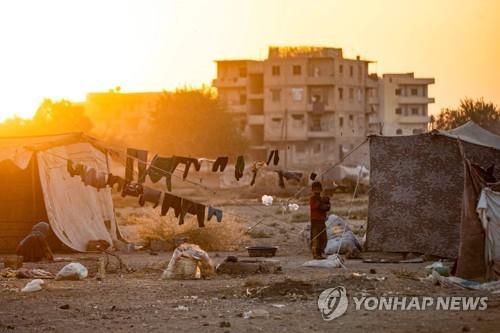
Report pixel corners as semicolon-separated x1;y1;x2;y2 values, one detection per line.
309;181;330;259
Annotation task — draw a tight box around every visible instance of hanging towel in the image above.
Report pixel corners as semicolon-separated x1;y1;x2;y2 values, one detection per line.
139;187;162;208
212;157;229;172
235;155;245;181
207;206;223;222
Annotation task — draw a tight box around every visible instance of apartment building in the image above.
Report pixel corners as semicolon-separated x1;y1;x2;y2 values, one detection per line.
214;47;371;168
367;73;435;136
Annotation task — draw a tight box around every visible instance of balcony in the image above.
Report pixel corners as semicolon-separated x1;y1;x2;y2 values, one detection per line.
212;77;247;88
308;126;335;138
367;96;379;104
398;115;429;124
305;75;335;86
306;102;334;112
398;96;435;104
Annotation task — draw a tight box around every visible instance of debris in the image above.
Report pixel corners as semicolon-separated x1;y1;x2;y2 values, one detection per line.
302;254;345;269
161;243;215;280
243;309;270;319
55;263;88;281
425;262;450;277
219;321;231;327
216;259;281;275
271;304;286;308
59;304;70;310
174;305;189;311
392;269;420;281
21;279;44;293
2;256;23;269
369;268;377;274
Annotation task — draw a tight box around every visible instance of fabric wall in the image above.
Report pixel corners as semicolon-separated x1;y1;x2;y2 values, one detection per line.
366;134;500;258
37;142;118;252
477;187;500;279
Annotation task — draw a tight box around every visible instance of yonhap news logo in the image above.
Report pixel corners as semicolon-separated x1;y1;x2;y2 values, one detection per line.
318;286;488;320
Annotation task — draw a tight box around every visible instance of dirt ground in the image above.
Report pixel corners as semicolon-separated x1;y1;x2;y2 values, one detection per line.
1;191;500;332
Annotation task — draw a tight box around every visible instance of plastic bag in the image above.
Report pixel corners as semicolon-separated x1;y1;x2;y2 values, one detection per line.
21;279;44;293
55;262;88;280
324;214;361;254
161;243;215;280
261;195;273;206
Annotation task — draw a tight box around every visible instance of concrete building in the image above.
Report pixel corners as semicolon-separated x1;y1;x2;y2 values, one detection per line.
214;46;372;168
367;73;435;136
214;47;434;168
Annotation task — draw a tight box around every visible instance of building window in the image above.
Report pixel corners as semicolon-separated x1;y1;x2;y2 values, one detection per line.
339;64;343;74
339;116;344;127
411;88;418;96
291;88;303;101
349;65;353;77
395;88;402;96
349;115;354;121
396;129;403;135
395;108;402;115
349;88;354;100
271;89;281;102
338;88;343;100
239;94;247;105
272;65;280;76
292;65;301;75
411;107;419;115
357;88;362;102
239;66;247;78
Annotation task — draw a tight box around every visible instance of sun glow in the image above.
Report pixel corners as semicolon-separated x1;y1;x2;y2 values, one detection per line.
0;0;499;122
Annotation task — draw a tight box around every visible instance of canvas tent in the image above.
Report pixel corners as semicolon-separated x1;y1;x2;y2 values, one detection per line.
366;121;500;258
0;133;120;253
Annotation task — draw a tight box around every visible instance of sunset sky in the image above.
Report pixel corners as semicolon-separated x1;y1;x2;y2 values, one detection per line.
0;0;498;120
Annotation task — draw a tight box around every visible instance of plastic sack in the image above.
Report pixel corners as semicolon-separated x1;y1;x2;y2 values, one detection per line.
324;214;361;254
302;254;345;268
55;262;88;280
21;279;45;293
261;195;273;206
161;243;215;280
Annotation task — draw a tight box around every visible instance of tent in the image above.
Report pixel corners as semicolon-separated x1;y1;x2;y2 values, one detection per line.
0;133;121;253
366;121;500;258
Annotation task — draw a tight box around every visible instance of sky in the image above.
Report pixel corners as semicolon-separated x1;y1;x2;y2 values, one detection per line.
0;0;499;120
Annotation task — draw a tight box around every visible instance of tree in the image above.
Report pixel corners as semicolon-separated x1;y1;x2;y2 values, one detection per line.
434;98;500;131
148;87;248;157
0;99;93;136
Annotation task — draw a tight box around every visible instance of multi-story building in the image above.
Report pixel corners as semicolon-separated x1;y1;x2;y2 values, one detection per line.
367;73;435;136
214;46;434;168
214;47;372;168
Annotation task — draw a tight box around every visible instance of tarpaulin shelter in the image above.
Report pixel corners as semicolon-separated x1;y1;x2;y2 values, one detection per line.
366;121;500;258
0;133;120;253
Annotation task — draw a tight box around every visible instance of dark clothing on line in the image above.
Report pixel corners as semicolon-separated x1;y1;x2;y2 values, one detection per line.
275;170;285;188
235;155;245;181
148;155;173;192
180;198;206;227
67;160;85;177
310;219;327;258
266;150;279;166
121;182;144;197
139;187;162;208
171;156;201;180
212;157;228;172
310;172;317;181
107;174;125;192
161;193;182;217
125;148;148;183
207;206;223;222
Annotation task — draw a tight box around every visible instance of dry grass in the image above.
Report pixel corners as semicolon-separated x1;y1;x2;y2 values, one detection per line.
135;213;250;252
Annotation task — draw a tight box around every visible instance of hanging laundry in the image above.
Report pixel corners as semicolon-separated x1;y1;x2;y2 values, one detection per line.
207;206;223;222
171;156;201;180
67;160;85;177
179;198;206;227
121;182;144;197
212;157;229;172
266;150;279;166
107;174;125;192
139;187;162;208
161;192;182;217
125;148;148;183
283;171;303;182
235;155;245;181
250;161;266;186
148;155;173;192
310;172;318;181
